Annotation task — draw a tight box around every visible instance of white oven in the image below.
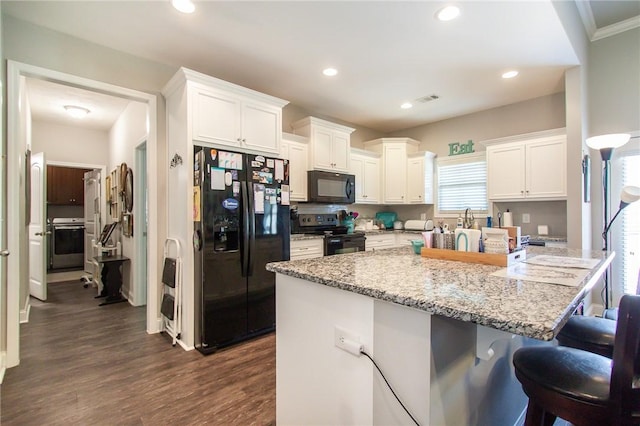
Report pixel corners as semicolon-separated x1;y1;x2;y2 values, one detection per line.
51;218;85;269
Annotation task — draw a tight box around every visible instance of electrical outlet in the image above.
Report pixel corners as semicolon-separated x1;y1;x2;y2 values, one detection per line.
334;326;363;357
522;213;530;224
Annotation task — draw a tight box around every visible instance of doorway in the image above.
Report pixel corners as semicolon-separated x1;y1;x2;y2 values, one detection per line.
6;61;160;368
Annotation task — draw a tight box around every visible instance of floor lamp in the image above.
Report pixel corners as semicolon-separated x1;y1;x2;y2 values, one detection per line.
586;133;631;309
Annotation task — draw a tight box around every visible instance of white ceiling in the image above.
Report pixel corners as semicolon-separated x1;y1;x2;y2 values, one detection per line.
5;1;639;133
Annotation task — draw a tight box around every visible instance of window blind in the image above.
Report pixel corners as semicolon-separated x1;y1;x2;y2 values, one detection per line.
437;158;487;214
620;154;640;295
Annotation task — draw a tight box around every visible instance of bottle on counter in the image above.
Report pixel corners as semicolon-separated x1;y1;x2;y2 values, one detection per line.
456;214;463;228
486;216;492;228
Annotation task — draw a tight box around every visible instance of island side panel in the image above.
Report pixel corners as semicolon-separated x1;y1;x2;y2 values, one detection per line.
276;274;375;425
429;316;536;425
372;300;431;425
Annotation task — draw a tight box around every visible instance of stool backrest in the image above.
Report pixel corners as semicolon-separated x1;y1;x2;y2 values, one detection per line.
610;294;640;422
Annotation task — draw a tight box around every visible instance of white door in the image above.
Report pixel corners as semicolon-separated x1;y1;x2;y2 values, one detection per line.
84;169;101;273
28;152;48;301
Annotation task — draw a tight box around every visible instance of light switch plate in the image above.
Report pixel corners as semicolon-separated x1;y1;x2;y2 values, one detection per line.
522;213;530;224
538;225;549;235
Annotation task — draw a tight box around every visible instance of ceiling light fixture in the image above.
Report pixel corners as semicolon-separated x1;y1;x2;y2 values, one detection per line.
401;102;413;109
323;68;338;77
502;70;519;79
436;5;461;21
64;105;90;119
172;0;195;14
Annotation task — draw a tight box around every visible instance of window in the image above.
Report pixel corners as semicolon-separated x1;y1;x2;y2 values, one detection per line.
436;152;488;216
612;146;640;304
618;153;640;295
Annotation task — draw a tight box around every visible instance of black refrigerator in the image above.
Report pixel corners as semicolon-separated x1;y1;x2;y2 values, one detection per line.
193;146;290;354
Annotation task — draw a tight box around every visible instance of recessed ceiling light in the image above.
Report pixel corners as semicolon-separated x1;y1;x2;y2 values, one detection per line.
502;70;519;79
436;5;461;21
401;102;413;109
323;68;338;77
64;105;90;119
172;0;195;14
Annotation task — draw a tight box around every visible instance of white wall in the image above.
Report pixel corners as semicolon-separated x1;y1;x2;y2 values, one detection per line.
31;121;109;164
2;14;167;368
108;101;147;305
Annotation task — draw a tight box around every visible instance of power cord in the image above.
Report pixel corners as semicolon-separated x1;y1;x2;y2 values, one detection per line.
360;350;421;426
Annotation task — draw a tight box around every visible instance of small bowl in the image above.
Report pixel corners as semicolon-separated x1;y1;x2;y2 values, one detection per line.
411;239;424;254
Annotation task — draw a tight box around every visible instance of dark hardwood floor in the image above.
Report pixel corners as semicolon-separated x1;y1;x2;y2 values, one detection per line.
1;280;276;425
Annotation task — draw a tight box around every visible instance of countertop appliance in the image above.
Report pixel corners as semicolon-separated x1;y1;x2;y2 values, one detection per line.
404;220;435;231
292;213;366;255
375;212;397;230
50;217;85;270
307;170;355;204
193;146;290;354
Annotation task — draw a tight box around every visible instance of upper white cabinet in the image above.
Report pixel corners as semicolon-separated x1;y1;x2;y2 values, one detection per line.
407;151;436;204
291;117;355;173
485;131;567;201
281;133;309;202
363;138;435;205
350;148;381;204
165;67;289;155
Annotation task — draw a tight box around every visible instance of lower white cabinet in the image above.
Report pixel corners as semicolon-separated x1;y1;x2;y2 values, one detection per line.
365;233;396;251
290;238;324;260
395;233;422;247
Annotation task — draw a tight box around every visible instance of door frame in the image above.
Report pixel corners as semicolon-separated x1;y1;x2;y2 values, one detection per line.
134;139;148;307
6;60;160;368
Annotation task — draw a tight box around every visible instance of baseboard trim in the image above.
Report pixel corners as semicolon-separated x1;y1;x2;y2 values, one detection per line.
148;319;193;351
20;302;31;324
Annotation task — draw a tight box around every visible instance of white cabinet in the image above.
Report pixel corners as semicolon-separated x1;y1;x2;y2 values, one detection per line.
281;133;309;202
365;233;396;251
291;117;355;173
363;138;435;205
407;152;436;204
350;149;380;204
486;133;566;200
395;233;422;248
192;85;285;154
290;238;324;260
162;68;289;156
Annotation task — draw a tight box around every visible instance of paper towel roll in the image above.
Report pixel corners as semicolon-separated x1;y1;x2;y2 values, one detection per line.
502;211;513;227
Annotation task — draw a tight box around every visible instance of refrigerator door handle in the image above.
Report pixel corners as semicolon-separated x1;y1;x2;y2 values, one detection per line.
248;182;256;276
241;180;250;277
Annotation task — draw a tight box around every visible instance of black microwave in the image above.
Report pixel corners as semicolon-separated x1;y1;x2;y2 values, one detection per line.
307;170;355;204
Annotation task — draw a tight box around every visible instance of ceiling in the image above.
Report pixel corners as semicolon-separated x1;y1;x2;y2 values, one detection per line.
4;1;639;133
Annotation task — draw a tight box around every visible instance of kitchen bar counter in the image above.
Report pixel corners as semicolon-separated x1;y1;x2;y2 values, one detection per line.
268;246;612;340
269;246;613;425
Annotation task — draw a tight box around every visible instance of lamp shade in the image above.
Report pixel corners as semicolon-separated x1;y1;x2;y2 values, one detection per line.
586;133;630;150
620;185;640;206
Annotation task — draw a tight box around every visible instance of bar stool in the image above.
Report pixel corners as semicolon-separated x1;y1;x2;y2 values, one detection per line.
556;271;639;359
513;294;640;426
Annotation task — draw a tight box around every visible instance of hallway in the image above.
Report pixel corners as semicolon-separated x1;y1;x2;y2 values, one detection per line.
1;280;276;425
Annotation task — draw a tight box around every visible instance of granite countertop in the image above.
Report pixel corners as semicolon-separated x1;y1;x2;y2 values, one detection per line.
528;235;568;242
267;246;613;341
290;234;324;241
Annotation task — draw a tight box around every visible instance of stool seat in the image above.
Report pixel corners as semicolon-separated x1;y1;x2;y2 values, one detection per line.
556;315;616;358
513;294;640;426
514;346;611;404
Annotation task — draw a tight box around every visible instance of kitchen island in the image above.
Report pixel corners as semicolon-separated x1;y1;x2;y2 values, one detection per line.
267;246;613;425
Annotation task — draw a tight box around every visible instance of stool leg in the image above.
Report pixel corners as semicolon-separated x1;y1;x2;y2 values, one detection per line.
524;400;557;426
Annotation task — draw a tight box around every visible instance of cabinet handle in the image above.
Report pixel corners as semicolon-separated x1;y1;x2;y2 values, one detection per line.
0;250;9;257
242;138;246;143
520;190;524;194
237;137;242;142
526;190;529;194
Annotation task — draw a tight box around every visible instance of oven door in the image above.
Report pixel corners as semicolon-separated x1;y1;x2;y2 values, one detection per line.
324;235;366;256
51;225;85;269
